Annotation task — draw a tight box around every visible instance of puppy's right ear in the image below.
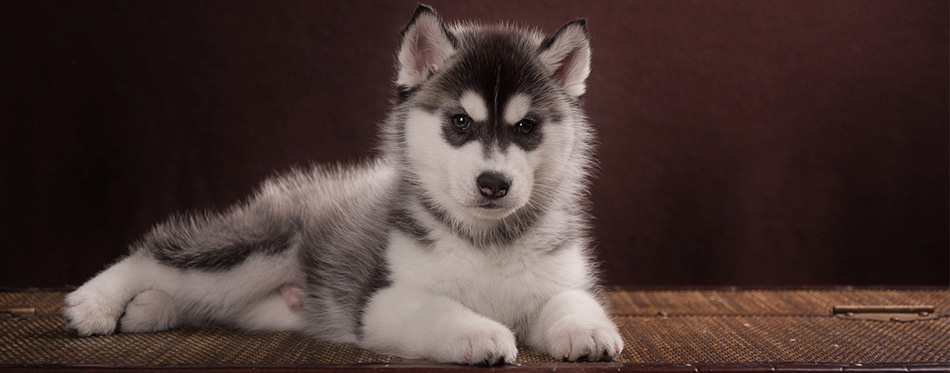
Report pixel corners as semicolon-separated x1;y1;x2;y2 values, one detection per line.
539;19;591;98
396;5;457;90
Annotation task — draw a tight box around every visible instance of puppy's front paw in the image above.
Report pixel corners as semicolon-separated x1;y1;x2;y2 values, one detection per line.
445;319;518;365
63;288;123;336
541;315;624;362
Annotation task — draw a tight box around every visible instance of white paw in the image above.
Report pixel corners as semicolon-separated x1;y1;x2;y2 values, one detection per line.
63;287;123;336
361;286;518;365
119;290;179;333
444;319;518;365
540;315;624;362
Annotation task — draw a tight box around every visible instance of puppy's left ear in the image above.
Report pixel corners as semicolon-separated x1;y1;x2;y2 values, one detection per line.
539;20;591;98
396;5;457;89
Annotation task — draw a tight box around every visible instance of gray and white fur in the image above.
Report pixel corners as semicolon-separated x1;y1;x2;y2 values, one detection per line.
63;6;623;365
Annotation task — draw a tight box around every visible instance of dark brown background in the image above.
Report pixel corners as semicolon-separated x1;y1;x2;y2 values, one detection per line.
2;1;947;288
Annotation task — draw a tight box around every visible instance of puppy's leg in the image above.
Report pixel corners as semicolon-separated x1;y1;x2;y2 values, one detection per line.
527;289;624;362
64;253;175;336
64;192;307;335
66;249;302;336
119;283;306;333
119;289;180;333
361;286;518;365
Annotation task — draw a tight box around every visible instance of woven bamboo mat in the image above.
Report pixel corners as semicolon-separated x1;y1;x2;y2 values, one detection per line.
1;288;948;366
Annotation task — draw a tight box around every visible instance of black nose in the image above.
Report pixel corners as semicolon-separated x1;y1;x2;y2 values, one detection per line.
476;172;511;199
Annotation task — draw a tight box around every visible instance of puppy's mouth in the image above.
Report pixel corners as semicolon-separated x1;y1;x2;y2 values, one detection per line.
477;202;505;210
462;198;518;220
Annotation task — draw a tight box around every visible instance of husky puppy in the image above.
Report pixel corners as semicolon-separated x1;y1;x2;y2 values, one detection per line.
63;6;623;365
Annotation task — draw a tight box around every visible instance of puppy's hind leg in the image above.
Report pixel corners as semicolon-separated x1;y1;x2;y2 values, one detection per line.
66;190;305;336
64;253;172;336
119;290;181;333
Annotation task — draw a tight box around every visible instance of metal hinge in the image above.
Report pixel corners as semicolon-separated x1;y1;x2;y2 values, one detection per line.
0;307;36;320
834;305;939;322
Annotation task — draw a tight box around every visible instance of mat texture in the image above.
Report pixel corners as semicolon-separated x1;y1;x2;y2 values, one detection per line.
1;288;948;367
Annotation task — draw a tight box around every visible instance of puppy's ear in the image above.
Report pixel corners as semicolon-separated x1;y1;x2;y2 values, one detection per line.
396;5;457;89
539;20;591;98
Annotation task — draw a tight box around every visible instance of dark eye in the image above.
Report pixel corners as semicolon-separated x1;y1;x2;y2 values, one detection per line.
450;114;471;131
516;120;536;135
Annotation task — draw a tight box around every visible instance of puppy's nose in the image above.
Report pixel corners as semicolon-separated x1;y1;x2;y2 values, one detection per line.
476;172;511;199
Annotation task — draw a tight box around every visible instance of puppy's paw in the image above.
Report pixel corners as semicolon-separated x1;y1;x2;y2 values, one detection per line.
540;315;624;362
118;290;179;333
63;287;123;336
445;319;518;365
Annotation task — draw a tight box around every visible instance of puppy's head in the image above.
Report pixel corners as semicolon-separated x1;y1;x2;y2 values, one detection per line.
392;6;592;225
